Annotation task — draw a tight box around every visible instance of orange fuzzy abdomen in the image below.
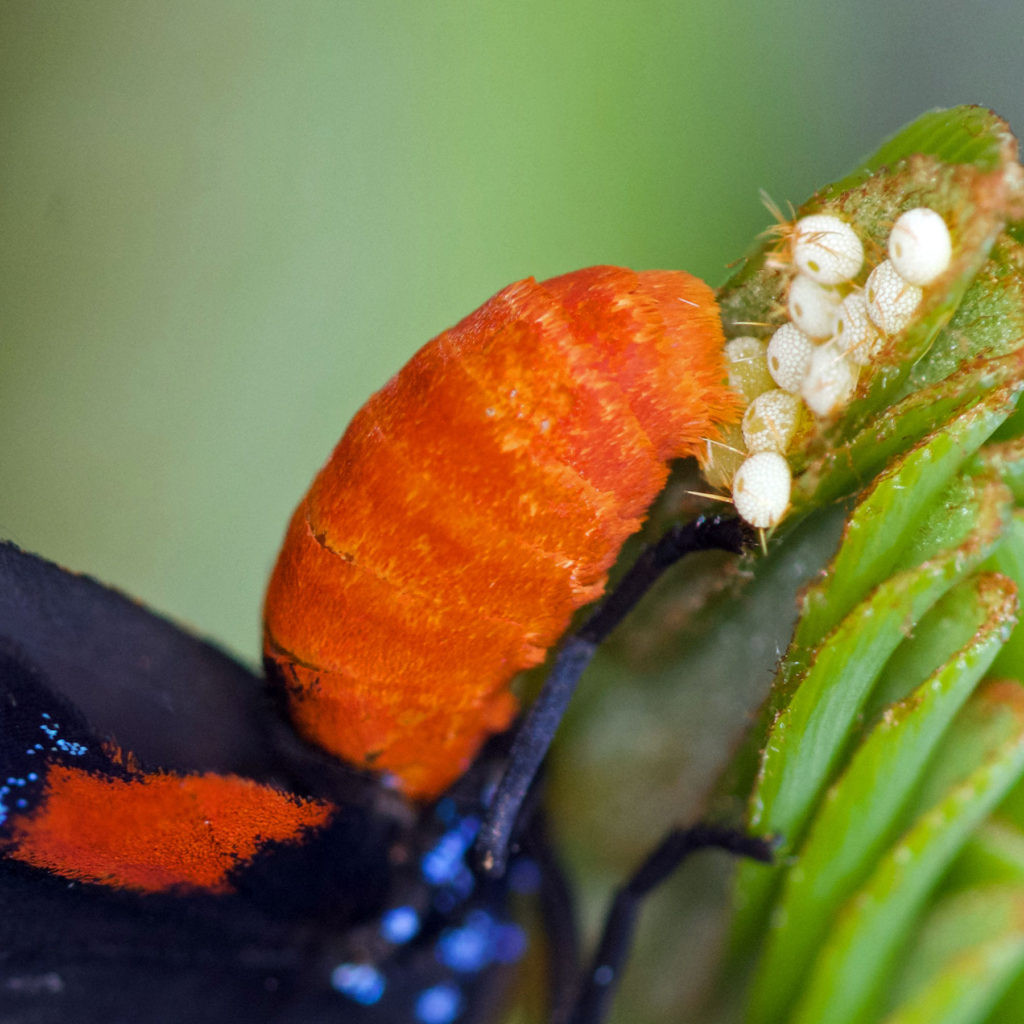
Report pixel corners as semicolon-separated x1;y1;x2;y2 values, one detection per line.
263;266;736;799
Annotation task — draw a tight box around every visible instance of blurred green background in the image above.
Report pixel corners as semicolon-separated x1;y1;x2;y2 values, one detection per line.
2;0;1023;667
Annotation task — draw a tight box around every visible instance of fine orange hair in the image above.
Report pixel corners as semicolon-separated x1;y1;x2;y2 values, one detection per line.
263;265;736;799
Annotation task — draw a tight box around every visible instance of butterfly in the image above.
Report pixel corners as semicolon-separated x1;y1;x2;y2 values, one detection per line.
1;267;769;1024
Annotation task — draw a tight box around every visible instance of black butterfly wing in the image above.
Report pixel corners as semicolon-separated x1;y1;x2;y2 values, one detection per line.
0;543;523;1024
0;540;274;777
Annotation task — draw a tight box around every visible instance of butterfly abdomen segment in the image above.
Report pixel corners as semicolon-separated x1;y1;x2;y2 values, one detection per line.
263;266;736;799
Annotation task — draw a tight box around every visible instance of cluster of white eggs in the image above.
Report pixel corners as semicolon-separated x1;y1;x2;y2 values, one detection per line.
726;207;953;530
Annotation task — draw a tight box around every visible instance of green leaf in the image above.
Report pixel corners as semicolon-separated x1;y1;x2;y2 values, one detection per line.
788;352;1024;523
831;106;1020;186
750;402;1013;816
880;885;1024;1024
752;485;1007;842
745;573;1016;1024
730;466;1011;956
864;572;1012;716
721;392;1017;825
788;683;1024;1024
983;512;1024;680
946;818;1024;890
794;398;1015;651
981;439;1024;501
904;232;1024;395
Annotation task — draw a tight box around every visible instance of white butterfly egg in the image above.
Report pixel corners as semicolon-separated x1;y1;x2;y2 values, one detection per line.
792;214;864;285
787;274;841;338
834;291;882;366
888;207;952;286
865;260;922;335
742;389;802;454
724;336;774;402
732;451;792;529
802;340;856;418
766;322;815;393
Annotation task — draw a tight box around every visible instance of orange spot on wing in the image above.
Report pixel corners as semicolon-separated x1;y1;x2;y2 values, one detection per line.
5;764;334;893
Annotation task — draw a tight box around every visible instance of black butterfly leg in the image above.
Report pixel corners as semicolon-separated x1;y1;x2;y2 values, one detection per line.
519;809;581;1024
476;514;750;874
566;825;775;1024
